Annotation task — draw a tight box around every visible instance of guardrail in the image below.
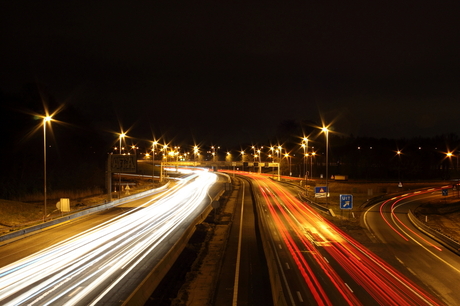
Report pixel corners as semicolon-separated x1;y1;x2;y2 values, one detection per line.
0;183;170;243
123;181;226;305
297;193;335;216
408;210;460;255
271;177;335;217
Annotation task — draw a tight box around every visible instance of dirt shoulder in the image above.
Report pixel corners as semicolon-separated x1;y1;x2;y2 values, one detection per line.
415;197;460;242
0;181;164;235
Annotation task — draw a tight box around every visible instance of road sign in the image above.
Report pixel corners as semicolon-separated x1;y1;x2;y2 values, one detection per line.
442;189;448;196
111;154;137;173
315;186;328;198
340;194;353;209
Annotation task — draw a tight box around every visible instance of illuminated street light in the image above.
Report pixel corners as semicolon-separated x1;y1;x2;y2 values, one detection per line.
301;137;309;183
193;145;199;161
151;141;158;187
118;133;126;198
321;127;329;205
310;151;316;178
257;149;262;173
396;150;403;182
211;146;220;162
447;152;459;181
284;153;292;176
43;115;52;222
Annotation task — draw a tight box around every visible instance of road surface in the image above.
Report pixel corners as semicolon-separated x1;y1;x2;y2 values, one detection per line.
364;188;460;305
0;170;218;305
244;173;443;305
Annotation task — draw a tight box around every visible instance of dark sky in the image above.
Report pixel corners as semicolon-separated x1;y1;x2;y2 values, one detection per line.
1;1;459;146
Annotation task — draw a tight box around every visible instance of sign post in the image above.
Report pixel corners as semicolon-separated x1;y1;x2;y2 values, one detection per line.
108;154;137;201
340;194;353;220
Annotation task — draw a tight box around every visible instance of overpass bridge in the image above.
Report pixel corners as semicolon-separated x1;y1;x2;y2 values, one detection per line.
160;160;280;170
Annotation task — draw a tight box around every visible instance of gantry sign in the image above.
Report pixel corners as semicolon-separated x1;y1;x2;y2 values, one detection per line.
162;160;281;179
110;154;137;173
107;154;137;202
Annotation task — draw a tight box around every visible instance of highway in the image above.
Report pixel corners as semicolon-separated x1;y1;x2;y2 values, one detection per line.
364;188;460;305
240;173;443;306
0;169;217;305
213;176;273;306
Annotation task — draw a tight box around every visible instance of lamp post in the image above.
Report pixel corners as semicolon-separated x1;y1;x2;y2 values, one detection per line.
257;149;262;173
193;146;199;161
211;146;219;162
43;115;52;222
118;133;126;198
152;141;157;187
311;151;316;179
449;152;460;197
322;127;329;205
302;137;308;182
285;153;291;176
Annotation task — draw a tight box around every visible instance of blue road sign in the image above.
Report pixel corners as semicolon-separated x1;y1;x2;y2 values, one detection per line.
340;194;353;209
315;186;328;194
314;186;328;198
442;189;448;196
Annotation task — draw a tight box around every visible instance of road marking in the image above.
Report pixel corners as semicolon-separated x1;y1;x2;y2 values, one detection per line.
285;262;290;269
68;286;82;297
297;291;304;302
278;244;283;249
407;267;417;276
345;283;354;293
390;201;460;274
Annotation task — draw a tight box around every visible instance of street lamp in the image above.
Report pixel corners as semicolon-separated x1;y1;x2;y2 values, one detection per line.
448;152;460;197
43;115;52;222
152;141;158;187
311;151;316;178
285;153;291;176
397;150;402;182
321;127;329;204
257;149;262;173
211;146;219;162
193;146;199;161
301;137;308;182
118;133;126;198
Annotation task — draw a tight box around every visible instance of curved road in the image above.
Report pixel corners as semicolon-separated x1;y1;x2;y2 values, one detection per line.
0;170;219;305
364;188;460;305
241;173;443;305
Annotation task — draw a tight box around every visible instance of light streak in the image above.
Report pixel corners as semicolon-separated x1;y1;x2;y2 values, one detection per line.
0;171;217;305
236;172;443;306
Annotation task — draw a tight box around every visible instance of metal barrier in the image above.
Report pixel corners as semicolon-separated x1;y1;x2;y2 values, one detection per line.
0;183;170;243
408;209;460;255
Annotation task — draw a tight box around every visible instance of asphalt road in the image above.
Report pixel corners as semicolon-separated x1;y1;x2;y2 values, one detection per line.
213;177;273;306
0;170;222;305
364;188;460;306
245;174;443;306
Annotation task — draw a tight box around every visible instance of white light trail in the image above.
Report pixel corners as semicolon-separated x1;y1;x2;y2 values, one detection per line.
0;170;217;305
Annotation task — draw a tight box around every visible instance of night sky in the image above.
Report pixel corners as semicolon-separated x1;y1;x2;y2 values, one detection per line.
1;1;459;146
